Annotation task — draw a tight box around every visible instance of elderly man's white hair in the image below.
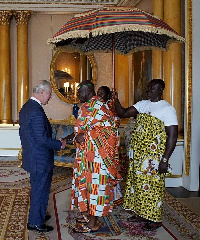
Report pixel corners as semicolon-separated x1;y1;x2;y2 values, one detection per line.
33;80;51;93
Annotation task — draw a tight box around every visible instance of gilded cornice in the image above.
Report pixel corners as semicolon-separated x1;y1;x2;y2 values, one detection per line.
0;0;131;13
13;10;31;25
0;0;121;10
0;10;12;25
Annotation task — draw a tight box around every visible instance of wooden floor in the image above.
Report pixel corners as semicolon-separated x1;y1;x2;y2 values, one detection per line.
166;186;200;198
166;166;200;198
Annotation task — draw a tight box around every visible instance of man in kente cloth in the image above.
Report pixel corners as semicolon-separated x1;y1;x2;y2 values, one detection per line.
70;80;122;233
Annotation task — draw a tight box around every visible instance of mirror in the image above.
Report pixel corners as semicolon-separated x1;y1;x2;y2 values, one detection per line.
50;48;97;103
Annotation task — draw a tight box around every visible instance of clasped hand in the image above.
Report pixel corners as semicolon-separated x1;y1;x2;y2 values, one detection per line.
65;133;75;143
75;133;85;144
64;132;85;145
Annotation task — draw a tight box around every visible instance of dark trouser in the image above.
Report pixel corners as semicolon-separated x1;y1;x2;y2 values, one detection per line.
28;170;53;225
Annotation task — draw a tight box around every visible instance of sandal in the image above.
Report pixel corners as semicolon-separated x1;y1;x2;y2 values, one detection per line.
73;224;100;233
76;215;89;223
128;215;148;223
142;222;162;231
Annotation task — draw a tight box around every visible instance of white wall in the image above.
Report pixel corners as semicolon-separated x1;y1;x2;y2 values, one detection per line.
29;13;75;120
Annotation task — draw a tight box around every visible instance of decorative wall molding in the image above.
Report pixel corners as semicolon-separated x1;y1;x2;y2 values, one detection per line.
0;0;126;13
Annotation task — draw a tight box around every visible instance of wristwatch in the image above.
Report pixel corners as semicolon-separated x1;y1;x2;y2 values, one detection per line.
162;157;168;163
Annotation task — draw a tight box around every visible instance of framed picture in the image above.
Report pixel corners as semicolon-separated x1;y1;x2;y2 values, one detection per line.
133;50;152;103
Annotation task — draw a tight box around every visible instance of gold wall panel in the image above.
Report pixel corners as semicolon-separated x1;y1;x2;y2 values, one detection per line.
184;0;192;176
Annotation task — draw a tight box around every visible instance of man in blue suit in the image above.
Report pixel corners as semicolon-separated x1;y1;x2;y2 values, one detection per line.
19;80;66;232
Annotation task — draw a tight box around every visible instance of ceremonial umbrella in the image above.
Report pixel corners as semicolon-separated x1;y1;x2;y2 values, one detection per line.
48;7;185;87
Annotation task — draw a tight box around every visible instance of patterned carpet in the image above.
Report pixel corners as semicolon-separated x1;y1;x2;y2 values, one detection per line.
0;160;73;240
0;160;199;240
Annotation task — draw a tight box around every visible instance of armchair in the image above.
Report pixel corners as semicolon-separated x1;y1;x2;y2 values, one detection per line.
50;115;76;167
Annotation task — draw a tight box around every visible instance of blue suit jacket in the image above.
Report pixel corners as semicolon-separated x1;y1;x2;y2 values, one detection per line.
19;99;62;174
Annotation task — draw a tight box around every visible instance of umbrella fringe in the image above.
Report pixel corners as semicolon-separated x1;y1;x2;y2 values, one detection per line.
48;24;185;45
47;30;90;44
91;25;185;42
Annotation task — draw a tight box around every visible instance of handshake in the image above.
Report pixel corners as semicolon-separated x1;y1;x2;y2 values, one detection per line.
59;132;85;150
59;133;75;150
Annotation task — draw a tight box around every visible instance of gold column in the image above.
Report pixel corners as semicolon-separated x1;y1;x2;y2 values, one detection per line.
152;0;164;79
0;11;13;124
163;0;182;133
13;11;31;116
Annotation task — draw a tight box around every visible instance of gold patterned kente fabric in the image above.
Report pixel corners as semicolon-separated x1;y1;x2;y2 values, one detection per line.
123;113;167;222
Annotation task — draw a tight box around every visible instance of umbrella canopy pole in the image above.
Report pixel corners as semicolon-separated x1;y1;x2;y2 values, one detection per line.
112;33;115;90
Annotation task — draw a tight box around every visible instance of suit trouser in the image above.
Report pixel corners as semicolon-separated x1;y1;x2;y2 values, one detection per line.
28;170;53;225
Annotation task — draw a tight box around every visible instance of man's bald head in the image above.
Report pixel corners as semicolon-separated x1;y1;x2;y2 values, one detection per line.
77;80;95;103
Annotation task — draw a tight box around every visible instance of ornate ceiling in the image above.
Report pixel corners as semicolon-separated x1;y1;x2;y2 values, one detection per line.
0;0;148;13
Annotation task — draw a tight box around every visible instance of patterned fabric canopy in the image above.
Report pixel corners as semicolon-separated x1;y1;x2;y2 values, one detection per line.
48;7;185;54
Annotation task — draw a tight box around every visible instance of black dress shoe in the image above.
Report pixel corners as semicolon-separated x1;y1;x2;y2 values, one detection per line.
45;215;51;221
27;223;54;232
